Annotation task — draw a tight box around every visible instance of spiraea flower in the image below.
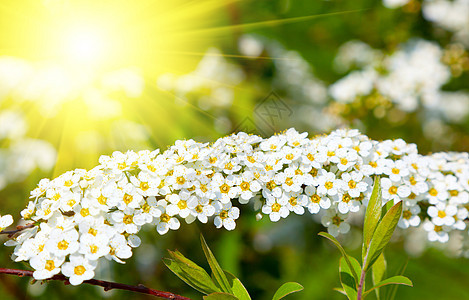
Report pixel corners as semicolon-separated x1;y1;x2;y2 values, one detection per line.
3;128;469;285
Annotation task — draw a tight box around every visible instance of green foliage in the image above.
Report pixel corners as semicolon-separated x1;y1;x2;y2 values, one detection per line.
319;177;412;299
165;234;303;300
272;282;304;300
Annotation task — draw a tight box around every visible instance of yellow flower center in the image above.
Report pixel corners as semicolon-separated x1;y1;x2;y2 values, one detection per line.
348;180;356;189
88;228;98;236
240;182;250;191
266;181;276;190
175;176;185;185
200;184;208;193
247;156;256;163
90;245;98;254
45;260;55;271
369;161;378;168
295;169;303;175
310;168;318;177
272;203;281;212
123;215;133;224
219;210;229;219
147;165;156;172
332;216;342;226
195;205;204;213
224;162;234;170
140;182;149;191
209;157;217;164
342;194;351;203
327;151;335;157
285;178;294;186
403;210;412;220
429;188;438;196
64;180;74;187
160;213;171;223
98;195;107;205
389;186;398;195
434;225;443;232
391;168;400;174
340;158;348;165
80;208;90;217
311;194;321;203
265;165;273;171
117;162;127;170
58;240;69;250
177;200;187;210
74;265;86;276
325;181;334;190
142;203;151;213
285;153;294;160
409;176;417;185
289;197;297;206
220;184;230;193
438;210;446;218
307;153;315;161
449;190;459;197
123;194;133;204
67;199;76;207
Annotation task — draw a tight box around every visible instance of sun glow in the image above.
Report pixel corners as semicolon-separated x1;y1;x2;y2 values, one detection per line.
63;26;106;64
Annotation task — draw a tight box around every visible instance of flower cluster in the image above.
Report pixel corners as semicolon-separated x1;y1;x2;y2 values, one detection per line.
383;0;469;46
3;128;469;284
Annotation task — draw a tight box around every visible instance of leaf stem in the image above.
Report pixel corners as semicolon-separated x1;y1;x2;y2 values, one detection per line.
0;268;192;299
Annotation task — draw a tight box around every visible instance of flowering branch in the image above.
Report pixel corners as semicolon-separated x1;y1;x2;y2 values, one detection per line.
0;268;191;300
0;224;35;238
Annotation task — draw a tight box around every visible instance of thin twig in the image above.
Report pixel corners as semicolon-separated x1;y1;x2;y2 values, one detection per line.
0;224;36;238
0;268;191;300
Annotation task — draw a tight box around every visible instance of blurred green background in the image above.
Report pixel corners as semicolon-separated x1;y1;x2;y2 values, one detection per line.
1;0;469;299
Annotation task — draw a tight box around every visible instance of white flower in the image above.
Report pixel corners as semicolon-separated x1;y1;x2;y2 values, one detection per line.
302;185;331;214
0;214;13;231
381;178;410;203
154;200;180;235
30;252;65;280
237;171;262;204
46;229;80;257
262;197;289;222
284;191;306;215
321;212;350;237
61;255;97;285
317;171;341;196
106;234;132;263
398;205;421;228
423;220;449;243
427;203;457;226
213;201;240;230
79;234;110;260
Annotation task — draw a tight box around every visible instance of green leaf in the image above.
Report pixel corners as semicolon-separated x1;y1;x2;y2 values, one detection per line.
164;257;220;295
318;232;359;282
224;271;251;300
203;292;239;300
363;176;382;261
201;234;233;294
385;259;408;300
364;201;402;272
339;256;359;300
372;253;387;300
363;276;413;298
333;287;347;296
272;282;304;300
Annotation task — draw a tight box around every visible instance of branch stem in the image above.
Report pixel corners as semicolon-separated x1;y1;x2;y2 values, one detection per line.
0;268;191;300
357;252;368;300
